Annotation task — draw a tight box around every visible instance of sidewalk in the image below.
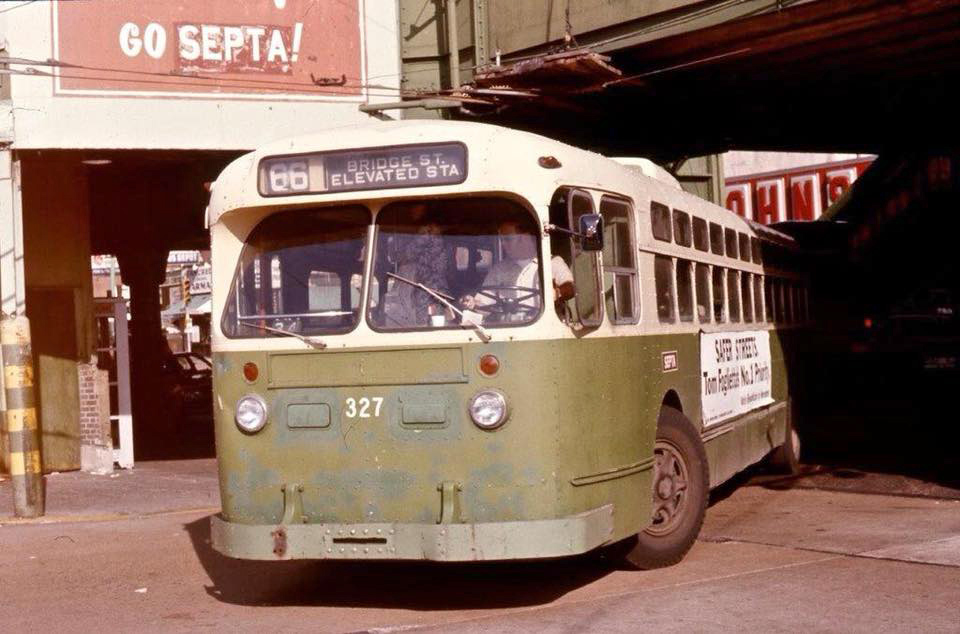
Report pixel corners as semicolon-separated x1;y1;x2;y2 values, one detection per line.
0;459;220;525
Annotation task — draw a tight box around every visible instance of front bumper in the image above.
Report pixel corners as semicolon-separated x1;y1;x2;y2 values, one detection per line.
211;504;615;561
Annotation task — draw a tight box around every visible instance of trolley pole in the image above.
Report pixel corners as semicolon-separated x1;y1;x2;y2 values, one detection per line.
1;314;44;517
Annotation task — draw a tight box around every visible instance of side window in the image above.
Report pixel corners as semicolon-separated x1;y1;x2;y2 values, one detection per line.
600;196;639;324
651;201;672;242
673;210;692;247
775;279;787;323
741;272;753;323
569;189;603;326
764;277;775;322
695;263;711;323
738;233;751;262
753;274;764;322
709;222;724;255
677;259;694;322
654;255;676;323
727;269;741;322
781;279;792;323
712;266;726;322
751;237;762;263
693;217;709;252
724;228;738;260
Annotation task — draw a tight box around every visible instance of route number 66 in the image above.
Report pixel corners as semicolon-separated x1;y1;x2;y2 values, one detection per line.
267;160;309;193
344;397;384;419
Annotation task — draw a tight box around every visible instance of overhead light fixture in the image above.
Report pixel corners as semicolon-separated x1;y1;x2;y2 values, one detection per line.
82;159;112;166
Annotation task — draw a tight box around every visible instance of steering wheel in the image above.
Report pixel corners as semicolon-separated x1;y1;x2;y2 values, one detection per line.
471;285;540;317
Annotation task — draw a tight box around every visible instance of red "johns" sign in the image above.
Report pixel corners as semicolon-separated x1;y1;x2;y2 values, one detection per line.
724;158;873;224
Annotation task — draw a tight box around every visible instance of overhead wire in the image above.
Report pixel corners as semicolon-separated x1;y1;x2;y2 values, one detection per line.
0;65;440;101
8;0;787;90
365;0;787;83
2;56;406;95
0;1;39;15
0;0;784;108
565;0;803;53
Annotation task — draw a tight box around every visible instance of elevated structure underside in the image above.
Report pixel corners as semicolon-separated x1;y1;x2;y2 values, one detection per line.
401;0;960;161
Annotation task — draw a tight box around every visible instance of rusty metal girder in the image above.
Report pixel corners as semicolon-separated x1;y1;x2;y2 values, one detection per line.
474;49;622;94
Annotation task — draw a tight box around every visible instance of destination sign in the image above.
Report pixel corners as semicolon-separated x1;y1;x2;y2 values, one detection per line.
258;143;467;196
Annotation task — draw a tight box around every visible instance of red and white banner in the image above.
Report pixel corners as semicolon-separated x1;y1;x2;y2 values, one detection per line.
53;0;363;99
724;158;873;224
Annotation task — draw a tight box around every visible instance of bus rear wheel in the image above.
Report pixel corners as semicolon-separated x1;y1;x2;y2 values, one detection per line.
767;416;801;475
621;406;709;569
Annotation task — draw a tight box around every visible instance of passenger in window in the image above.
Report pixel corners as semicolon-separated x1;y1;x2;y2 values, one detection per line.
461;220;573;322
550;254;576;324
384;205;451;327
548;211;576;322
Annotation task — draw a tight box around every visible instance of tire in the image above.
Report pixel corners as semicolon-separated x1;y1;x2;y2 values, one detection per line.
619;406;709;569
767;415;802;475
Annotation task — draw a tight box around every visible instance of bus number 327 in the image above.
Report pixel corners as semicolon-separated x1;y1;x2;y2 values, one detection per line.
344;397;384;418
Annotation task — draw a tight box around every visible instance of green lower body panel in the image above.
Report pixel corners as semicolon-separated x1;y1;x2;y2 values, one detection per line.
211;504;615;561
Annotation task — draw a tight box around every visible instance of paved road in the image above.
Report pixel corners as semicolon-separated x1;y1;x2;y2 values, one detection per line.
1;481;958;633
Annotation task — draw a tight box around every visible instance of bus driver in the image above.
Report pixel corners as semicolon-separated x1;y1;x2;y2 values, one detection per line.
461;220;574;322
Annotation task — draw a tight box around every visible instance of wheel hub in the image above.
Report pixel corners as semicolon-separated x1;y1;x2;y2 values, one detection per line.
647;439;690;537
656;475;675;499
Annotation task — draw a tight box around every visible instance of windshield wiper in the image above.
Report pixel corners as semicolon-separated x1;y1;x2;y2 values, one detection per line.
386;272;491;343
238;319;327;349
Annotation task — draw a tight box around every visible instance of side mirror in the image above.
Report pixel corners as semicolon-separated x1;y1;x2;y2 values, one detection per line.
578;214;604;251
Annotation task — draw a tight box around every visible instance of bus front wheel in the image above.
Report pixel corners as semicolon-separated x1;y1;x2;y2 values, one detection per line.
620;406;709;569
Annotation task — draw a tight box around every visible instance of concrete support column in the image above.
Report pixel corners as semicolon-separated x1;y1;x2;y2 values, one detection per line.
116;248;169;459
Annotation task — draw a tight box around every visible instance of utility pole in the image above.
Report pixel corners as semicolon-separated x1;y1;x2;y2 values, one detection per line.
1;314;44;517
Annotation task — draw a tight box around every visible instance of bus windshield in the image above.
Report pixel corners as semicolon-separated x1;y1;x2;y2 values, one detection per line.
368;198;542;331
221;205;370;338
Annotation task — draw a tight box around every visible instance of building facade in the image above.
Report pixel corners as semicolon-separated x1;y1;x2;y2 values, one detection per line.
723;151;875;224
0;0;401;470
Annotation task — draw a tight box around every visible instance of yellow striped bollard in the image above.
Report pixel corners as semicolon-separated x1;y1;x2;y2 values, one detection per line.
1;315;44;517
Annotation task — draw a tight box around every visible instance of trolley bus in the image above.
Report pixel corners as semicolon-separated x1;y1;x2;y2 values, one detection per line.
207;121;807;568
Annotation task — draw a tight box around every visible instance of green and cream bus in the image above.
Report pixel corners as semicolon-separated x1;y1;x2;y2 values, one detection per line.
207;121;806;568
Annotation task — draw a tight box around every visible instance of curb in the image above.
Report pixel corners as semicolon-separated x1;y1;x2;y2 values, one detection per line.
0;506;220;527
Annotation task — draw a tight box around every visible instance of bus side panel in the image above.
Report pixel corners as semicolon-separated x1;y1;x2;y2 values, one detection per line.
703;405;786;488
551;333;700;543
701;327;798;488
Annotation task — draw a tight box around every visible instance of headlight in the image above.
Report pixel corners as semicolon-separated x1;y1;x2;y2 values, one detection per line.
235;394;268;433
468;390;508;430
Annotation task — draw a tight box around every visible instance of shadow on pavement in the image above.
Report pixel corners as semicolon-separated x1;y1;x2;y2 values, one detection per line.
183;515;618;608
707;441;960;506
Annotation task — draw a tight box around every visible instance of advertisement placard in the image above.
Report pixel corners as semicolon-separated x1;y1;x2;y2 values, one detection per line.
53;0;363;99
700;330;774;427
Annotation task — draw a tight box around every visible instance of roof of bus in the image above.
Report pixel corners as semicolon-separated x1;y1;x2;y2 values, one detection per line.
205;120;683;225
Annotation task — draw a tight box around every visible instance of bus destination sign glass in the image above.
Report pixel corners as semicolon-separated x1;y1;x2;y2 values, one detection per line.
259;143;467;196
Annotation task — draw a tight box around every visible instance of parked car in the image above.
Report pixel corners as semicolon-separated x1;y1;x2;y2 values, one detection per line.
161;352;213;421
